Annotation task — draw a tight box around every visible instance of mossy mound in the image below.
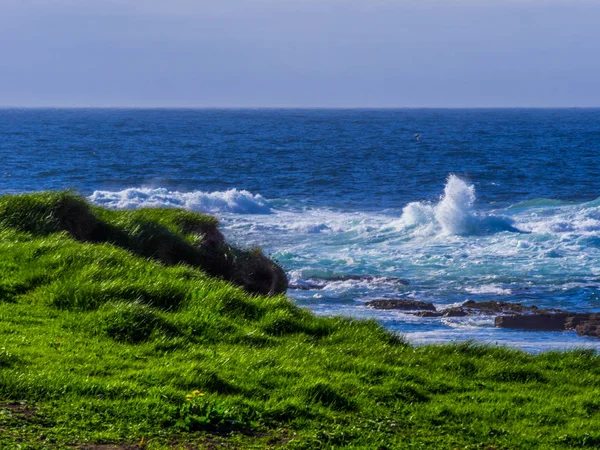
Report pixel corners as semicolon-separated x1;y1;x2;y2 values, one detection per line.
97;301;173;343
0;191;287;296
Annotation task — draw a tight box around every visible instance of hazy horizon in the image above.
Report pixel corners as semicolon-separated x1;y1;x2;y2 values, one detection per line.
2;0;599;108
2;106;600;110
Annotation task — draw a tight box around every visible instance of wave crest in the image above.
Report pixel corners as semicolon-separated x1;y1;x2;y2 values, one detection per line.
89;187;272;214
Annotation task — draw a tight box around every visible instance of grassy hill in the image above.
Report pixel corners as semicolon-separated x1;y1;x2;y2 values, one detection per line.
1;192;600;449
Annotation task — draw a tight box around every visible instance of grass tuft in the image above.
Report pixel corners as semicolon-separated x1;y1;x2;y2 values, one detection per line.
98;302;172;343
304;381;356;411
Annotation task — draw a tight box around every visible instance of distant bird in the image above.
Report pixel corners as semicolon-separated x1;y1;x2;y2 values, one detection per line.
414;133;421;143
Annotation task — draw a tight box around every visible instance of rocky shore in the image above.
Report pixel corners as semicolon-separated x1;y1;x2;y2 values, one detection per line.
365;299;600;338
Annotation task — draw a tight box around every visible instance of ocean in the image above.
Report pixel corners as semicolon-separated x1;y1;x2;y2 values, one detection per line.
2;108;600;352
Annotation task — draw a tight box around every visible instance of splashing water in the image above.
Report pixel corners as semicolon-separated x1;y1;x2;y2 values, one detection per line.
435;175;477;235
399;175;518;236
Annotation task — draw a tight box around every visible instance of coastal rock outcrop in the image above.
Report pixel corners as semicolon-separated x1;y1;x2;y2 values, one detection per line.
362;296;600;339
495;313;600;337
575;317;600;338
494;313;576;331
365;299;436;311
458;300;554;315
288;282;326;291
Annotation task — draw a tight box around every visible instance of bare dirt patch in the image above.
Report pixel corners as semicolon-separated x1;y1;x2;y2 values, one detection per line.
0;401;36;420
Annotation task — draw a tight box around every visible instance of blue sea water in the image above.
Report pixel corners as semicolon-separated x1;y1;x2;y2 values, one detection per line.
2;108;600;352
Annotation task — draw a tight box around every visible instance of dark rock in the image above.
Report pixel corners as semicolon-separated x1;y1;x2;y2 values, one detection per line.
288;283;326;291
365;299;436;311
576;317;600;337
405;300;550;318
442;307;468;317
381;297;600;339
461;300;556;315
411;311;443;318
494;312;600;334
494;313;573;331
565;314;595;330
434;300;568;320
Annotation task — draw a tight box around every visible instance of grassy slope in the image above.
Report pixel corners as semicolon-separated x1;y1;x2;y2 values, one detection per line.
1;193;600;449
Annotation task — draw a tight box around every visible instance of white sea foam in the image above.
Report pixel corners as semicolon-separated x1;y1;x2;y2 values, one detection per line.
441;316;495;328
515;200;600;236
465;285;512;295
89;187;272;214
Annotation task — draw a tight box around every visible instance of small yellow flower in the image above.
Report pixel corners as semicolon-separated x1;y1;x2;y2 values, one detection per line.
192;390;204;397
185;394;193;400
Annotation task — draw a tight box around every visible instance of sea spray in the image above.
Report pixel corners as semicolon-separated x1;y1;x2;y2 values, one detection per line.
434;175;477;235
398;175;518;236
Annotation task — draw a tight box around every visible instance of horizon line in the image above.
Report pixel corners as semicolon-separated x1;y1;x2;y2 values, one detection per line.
1;105;600;110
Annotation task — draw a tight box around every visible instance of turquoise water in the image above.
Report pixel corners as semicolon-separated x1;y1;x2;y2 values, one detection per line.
3;108;600;351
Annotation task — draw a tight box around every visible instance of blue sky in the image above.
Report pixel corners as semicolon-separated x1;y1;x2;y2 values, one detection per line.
1;0;599;107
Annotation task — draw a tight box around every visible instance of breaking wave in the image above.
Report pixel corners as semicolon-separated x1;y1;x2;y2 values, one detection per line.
397;175;520;236
89;187;272;214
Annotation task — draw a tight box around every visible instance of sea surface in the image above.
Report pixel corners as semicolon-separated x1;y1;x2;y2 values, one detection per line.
2;108;600;352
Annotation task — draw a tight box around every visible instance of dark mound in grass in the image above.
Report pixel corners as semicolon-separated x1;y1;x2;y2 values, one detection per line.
0;191;287;296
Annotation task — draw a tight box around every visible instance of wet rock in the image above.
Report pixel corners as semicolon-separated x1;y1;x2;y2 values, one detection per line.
412;311;442;318
442;307;468;317
494;312;600;334
564;314;595;330
361;296;600;339
566;314;600;337
365;299;436;311
288;283;326;291
494;313;574;331
369;297;600;339
407;300;555;319
433;300;567;320
575;317;600;338
460;300;555;315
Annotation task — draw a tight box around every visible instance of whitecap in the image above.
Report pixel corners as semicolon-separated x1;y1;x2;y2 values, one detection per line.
465;285;512;295
89;187;272;214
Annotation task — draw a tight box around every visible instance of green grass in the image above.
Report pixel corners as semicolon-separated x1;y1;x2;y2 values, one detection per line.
1;192;600;449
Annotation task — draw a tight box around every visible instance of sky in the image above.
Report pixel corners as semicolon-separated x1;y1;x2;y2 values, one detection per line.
1;0;599;107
